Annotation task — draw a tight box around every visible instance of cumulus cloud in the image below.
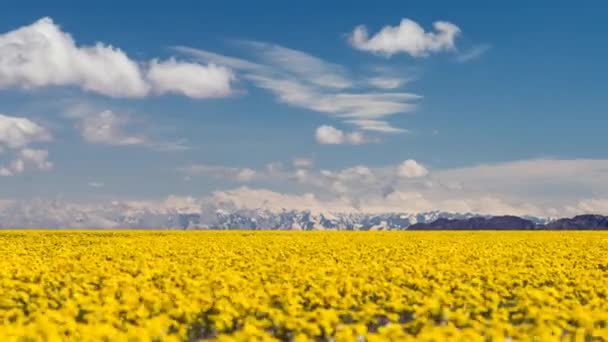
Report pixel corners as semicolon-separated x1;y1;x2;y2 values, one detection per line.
202;158;608;217
70;110;146;146
178;157;428;205
0;114;53;176
0;17;233;98
0;17;148;97
147;59;234;98
202;157;602;215
349;18;461;57
324;165;376;185
398;159;429;178
0;114;52;148
18;148;52;170
64;105;188;151
170;157;608;217
208;187;354;213
315;125;344;144
5;158;608;225
236;168;256;182
315;125;374;145
0;148;53;176
203;187;548;217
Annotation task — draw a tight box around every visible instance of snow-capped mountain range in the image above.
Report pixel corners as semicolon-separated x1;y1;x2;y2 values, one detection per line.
0;198;554;229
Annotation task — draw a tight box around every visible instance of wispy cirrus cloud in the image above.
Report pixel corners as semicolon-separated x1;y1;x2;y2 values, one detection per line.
345;119;408;133
367;77;405;89
175;41;419;136
242;41;354;89
177;164;257;182
456;44;491;63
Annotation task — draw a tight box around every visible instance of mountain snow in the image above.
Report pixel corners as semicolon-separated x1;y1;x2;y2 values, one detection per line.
0;198;553;229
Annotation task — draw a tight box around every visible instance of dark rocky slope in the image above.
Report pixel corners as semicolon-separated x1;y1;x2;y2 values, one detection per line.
408;215;537;230
409;214;608;230
545;215;608;229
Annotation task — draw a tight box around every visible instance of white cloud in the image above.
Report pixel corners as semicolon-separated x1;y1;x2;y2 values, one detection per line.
205;187;546;217
456;44;491;63
315;125;344;144
5;158;608;225
209;187;354;213
334;165;375;183
18;148;52;170
146;140;190;152
147;59;234;98
243;41;353;89
236;168;256;182
265;161;284;174
573;199;608;214
349;18;461;57
293;157;314;169
65;105;188;151
0;148;53;176
0;114;52;149
398;159;429;178
179;44;417;133
368;77;404;89
0;114;53;176
178;164;257;183
315;125;373;145
343;131;367;145
177;157;421;203
431;159;608;200
0;17;148;97
88;181;104;188
0;187;601;229
248;74;419;122
72;110;146;146
292;169;309;183
346;119;407;133
0;18;234;99
200;158;608;217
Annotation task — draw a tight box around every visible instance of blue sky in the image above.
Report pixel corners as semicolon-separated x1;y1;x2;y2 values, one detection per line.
1;0;607;216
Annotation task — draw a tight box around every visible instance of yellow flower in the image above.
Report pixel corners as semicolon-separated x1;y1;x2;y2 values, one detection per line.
0;231;606;340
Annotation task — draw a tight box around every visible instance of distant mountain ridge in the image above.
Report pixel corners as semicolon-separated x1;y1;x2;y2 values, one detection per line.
0;199;606;229
545;215;608;229
409;214;608;230
120;211;606;230
174;210;479;230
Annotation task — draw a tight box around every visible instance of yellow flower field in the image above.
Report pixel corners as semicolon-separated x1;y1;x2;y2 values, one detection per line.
0;231;607;341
